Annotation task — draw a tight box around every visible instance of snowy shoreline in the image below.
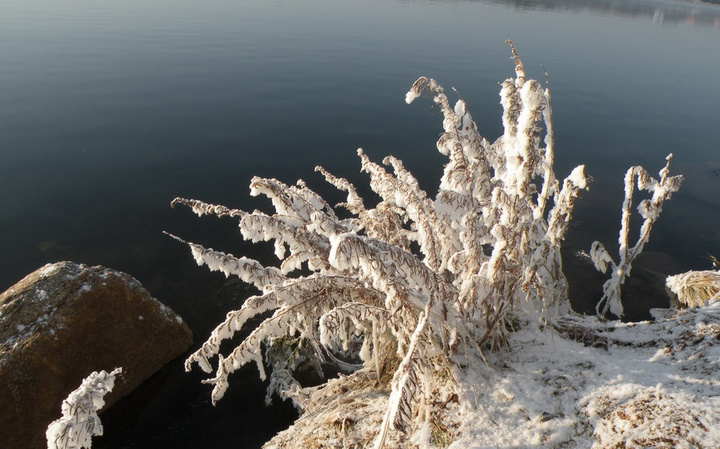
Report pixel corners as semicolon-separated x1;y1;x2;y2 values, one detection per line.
263;304;720;448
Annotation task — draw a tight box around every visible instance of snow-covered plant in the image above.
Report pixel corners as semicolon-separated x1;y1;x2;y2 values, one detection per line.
667;270;720;308
170;41;589;445
590;155;683;317
46;368;122;449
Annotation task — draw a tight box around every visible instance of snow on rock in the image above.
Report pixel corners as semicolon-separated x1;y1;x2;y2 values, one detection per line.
38;264;61;278
0;261;192;449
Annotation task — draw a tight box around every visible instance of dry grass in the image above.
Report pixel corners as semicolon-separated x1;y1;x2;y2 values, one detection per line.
667;270;720;308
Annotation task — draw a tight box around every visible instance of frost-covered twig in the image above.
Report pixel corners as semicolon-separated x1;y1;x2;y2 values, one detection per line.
164;232;286;291
46;368;122;449
375;309;430;449
171;197;246;218
187;275;385;407
592;154;683;317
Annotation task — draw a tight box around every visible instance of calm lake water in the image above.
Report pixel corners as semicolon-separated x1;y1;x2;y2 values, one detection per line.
1;0;719;447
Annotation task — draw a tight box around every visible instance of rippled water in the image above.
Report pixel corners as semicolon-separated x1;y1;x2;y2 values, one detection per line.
1;0;719;447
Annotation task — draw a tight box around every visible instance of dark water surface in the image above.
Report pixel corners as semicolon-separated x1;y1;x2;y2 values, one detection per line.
1;0;719;447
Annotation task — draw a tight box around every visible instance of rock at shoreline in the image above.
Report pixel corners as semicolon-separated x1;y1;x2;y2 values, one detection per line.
0;261;193;449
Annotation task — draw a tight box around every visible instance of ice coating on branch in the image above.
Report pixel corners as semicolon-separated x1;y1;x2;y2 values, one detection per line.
589;241;613;274
405;89;421;104
185;274;385;407
164;232;286;291
171;197;246;218
567;165;588;189
593;155;682;317
46;368;122;449
505;40;526;87
375;310;430;449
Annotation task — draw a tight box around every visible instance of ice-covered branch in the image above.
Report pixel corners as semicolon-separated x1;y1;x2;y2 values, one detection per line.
315;165;366;216
185;275;384;405
546;165;588;244
250;176;338;224
594;154;683;317
171;197;246;219
357;148;454;271
46;368;122;449
238;212;336;273
164;232;286;291
375;310;431;449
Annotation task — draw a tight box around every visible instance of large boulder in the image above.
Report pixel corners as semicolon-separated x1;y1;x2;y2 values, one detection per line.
0;262;193;449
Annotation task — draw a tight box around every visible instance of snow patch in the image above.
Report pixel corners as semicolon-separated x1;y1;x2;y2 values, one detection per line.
447;308;720;448
38;264;61;278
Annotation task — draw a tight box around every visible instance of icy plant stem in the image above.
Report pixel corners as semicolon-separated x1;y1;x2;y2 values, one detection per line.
593;155;682;317
46;368;122;449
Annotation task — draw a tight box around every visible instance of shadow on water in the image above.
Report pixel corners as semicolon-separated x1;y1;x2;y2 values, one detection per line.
97;360;298;449
95;277;299;449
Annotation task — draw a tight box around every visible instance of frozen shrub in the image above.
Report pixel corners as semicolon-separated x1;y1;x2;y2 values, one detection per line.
169;42;677;445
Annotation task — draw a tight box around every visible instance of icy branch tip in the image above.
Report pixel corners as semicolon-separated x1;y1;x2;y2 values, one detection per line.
505;39;526;87
46;368;123;449
405;89;421;104
163;231;187;245
568;165;588;189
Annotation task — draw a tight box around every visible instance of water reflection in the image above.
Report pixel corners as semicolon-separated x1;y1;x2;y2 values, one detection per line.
415;0;720;28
